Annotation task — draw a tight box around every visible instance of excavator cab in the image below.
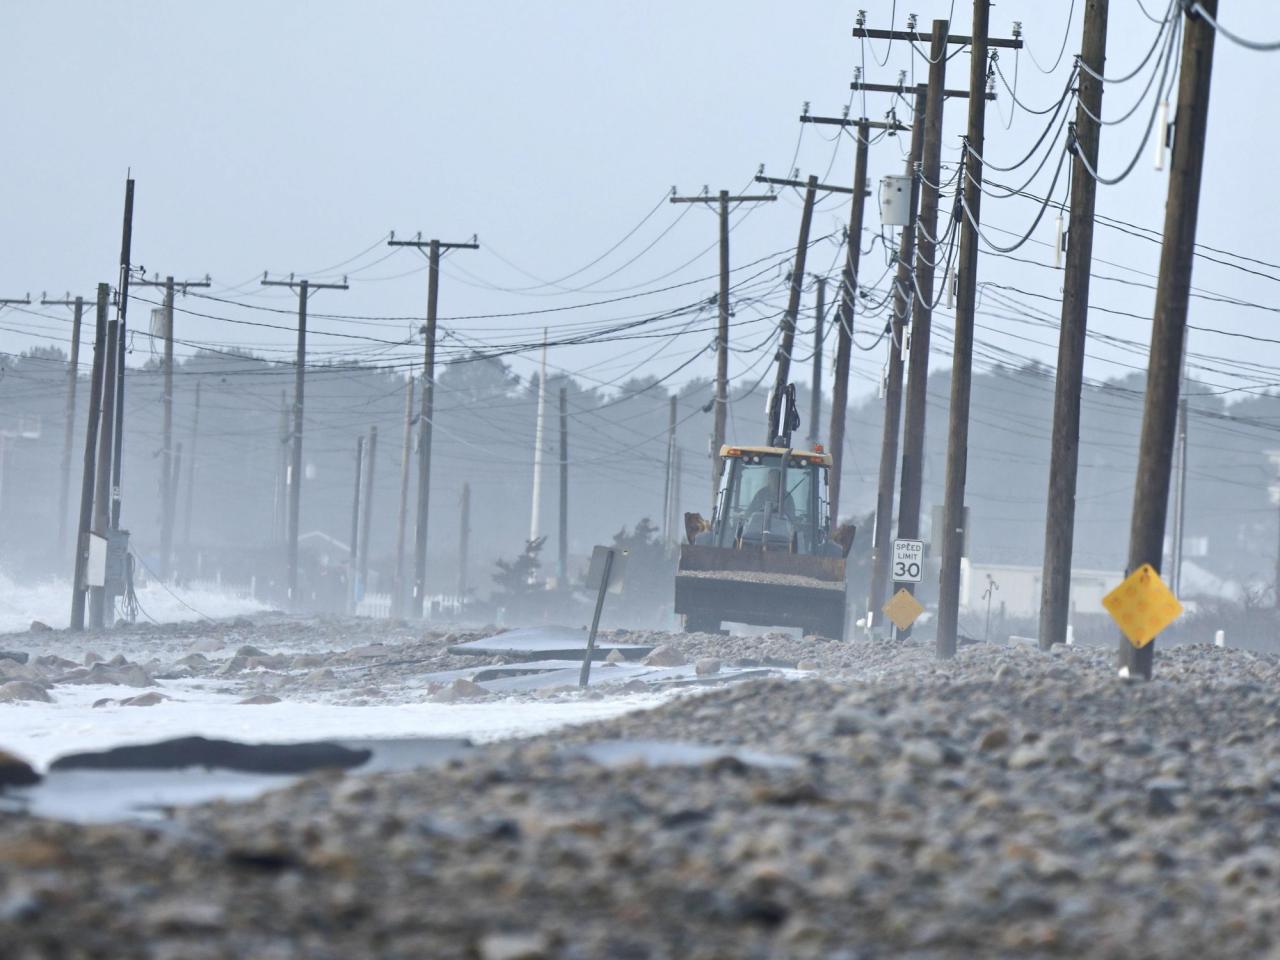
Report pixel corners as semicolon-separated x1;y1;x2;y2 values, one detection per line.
676;431;853;639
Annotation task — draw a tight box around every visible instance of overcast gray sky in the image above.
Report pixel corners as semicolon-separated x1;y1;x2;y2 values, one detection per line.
3;0;1278;406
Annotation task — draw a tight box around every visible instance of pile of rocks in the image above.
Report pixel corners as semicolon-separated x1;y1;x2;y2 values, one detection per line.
3;636;1279;958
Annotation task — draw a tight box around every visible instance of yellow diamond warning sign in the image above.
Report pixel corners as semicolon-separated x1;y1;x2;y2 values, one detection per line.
1102;563;1183;649
882;588;925;632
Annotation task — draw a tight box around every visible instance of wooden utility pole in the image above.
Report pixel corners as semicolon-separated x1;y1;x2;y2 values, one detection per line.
41;293;88;556
274;390;288;546
109;179;135;534
135;273;209;579
458;482;471;600
393;375;415;618
1039;0;1111;651
766;175;819;444
168;441;182;567
530;334;548;543
260;274;349;611
387;234;479;618
1122;1;1217;680
558;386;569;586
851;20;1019;638
935;1;1021;658
182;379;202;549
359;425;377;600
797;112;906;522
670;188;776;506
70;285;108;631
893;21;948;639
348;435;364;613
663;394;678;542
809;275;826;446
90;314;119;630
866;92;925;632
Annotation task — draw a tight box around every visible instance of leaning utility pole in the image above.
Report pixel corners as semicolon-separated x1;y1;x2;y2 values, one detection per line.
1121;1;1217;680
70;285;108;631
1039;0;1111;651
359;425;377;600
827;119;867;523
558;386;569;586
893;21;948;638
797;110;906;522
763;175;819;444
260;273;349;611
670;187;776;506
135;273;210;580
393;375;415;618
41;293;89;555
809;275;826;446
110;178;135;533
935;2;1022;658
348;435;364;614
866;88;927;632
387;233;478;618
90;314;120;630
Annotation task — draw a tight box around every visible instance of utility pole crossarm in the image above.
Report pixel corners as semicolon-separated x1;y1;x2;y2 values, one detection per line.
852;26;1022;49
851;80;996;101
261;276;350;292
669;194;777;204
134;276;211;292
802;115;909;132
388;238;480;252
0;296;32;306
755;174;862;196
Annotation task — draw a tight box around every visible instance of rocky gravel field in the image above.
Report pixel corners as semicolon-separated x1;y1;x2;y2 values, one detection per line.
3;623;1280;958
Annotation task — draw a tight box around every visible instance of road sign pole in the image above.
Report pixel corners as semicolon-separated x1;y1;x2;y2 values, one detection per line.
580;548;615;688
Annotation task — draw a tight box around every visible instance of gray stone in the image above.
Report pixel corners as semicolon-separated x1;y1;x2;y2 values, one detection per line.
695;657;721;676
644;644;686;667
1007;744;1048;770
0;748;40;787
978;727;1010;751
478;932;549;960
120;692;170;707
27;620;52;633
902;739;945;768
0;681;51;703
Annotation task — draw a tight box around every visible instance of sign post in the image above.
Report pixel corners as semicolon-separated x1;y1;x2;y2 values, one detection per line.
580;546;626;688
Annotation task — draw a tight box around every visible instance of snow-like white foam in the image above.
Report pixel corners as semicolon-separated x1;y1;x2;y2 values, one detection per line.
1;679;671;769
0;572;266;635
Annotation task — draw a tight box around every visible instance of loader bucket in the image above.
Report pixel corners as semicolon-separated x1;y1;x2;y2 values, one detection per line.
674;544;848;639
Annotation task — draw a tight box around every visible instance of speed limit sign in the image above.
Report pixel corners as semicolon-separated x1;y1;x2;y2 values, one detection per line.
892;538;924;583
